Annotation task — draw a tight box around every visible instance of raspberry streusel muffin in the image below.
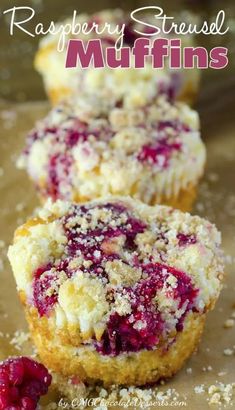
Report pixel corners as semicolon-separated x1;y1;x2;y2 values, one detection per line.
8;197;224;386
35;9;200;106
18;93;206;211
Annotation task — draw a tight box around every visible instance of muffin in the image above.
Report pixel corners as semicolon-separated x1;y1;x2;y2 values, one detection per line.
35;9;200;106
18;93;206;211
8;197;224;386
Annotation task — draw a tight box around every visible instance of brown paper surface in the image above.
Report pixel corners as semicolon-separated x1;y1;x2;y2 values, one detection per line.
0;99;235;409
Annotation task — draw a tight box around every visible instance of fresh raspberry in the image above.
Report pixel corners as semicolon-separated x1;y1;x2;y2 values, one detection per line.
0;357;52;410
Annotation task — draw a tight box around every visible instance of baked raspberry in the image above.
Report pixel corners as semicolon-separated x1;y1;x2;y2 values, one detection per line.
0;357;51;409
32;203;147;316
138;138;182;167
97;262;198;356
64;203;146;262
33;260;73;317
33;265;60;317
177;233;197;246
158;120;190;133
65;128;88;148
47;153;73;201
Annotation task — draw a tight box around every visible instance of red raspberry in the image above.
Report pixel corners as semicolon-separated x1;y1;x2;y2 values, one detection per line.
0;357;52;410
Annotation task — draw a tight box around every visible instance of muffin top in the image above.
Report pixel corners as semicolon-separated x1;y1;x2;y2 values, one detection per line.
18;93;205;203
8;197;223;356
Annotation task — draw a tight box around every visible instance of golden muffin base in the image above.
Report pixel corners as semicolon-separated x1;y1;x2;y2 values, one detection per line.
23;298;205;387
37;182;198;213
150;183;197;212
72;183;198;212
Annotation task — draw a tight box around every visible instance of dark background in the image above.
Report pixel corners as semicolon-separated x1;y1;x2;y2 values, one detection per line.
0;0;234;110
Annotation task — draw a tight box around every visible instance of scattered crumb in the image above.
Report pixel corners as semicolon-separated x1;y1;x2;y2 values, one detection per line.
99;388;108;398
10;330;29;351
1;114;17;129
202;366;213;372
0;109;17;122
208;383;235;405
195;202;205;213
92;384;185;408
194;385;205;394
186;368;192;374
224;254;234;265
208;172;219;183
15;203;25;212
218;372;227;377
51;371;87;404
224;319;235;328
223;348;234;356
209;392;221;405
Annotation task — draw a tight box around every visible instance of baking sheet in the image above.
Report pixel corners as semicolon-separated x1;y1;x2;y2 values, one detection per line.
0;98;235;409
